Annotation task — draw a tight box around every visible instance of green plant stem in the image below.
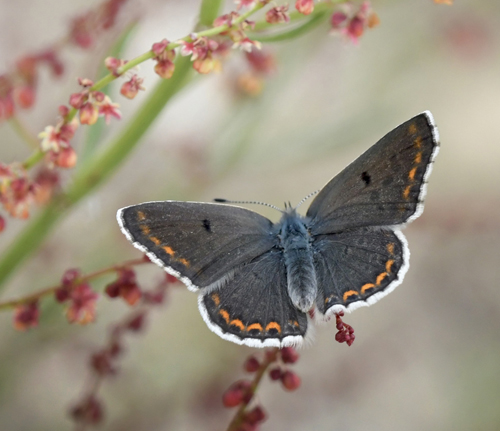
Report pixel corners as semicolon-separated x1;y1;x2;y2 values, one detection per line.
0;56;193;290
199;0;224;27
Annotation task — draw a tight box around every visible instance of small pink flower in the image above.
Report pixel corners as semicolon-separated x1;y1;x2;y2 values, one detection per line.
70;14;94;49
233;37;262;52
152;41;176;79
214;11;240;28
79;102;99;125
0;169;34;219
14;85;36;109
55;146;78;169
66;283;99;325
97;95;121;124
266;5;290;24
104;56;126;76
222;380;252;407
180;37;218;61
120;75;145;99
0;215;5;232
13;301;39;331
296;0;314;15
193;54;221;74
331;11;348;28
78;77;94;88
245;50;276;74
69;92;86;109
152;39;170;56
235;0;257;9
105;268;141;306
58;105;70;118
70;395;104;426
280;370;301;391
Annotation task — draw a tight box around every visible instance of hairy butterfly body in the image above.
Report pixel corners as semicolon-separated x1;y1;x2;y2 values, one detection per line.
117;112;439;348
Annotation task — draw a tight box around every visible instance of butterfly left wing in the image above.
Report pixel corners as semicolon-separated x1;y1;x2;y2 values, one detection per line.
117;201;277;291
312;227;408;317
199;249;308;348
306;112;439;234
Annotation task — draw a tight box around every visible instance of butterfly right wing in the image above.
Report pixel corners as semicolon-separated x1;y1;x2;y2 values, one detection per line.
117;201;277;291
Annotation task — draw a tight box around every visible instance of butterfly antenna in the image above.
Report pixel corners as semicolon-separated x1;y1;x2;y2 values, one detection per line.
295;189;320;209
214;198;284;213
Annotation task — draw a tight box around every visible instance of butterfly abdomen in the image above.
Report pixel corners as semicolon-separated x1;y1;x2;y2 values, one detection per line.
278;212;318;312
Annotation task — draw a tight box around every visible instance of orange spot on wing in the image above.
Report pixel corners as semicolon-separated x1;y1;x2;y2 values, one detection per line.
403;185;412;199
289;320;299;328
211;293;220;306
387;243;395;255
150;236;161;245
414;136;422;148
265;322;281;333
361;283;375;294
376;272;388;285
386;259;395;273
163;246;175;255
415;152;422;164
219;309;230;323
140;224;150;235
230;319;245;331
178;258;190;267
247;323;263;332
409;167;417;181
137;211;146;221
408;124;417;134
343;290;359;301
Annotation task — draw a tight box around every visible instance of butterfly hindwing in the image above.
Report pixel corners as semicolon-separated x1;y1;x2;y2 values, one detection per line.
199;249;308;348
118;201;277;291
312;227;408;316
307;112;439;234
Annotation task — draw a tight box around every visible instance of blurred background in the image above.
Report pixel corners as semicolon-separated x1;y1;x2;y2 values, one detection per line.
1;0;500;430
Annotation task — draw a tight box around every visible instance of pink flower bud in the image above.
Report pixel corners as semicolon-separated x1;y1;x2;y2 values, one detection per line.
55;146;78;168
244;355;260;372
280;347;299;364
154;59;176;79
265;6;290;24
78;77;94;87
295;0;314;15
280;370;301;391
79;102;99;125
14;85;36;109
59;105;70;117
13;301;39;331
152;39;170;56
69;92;86;109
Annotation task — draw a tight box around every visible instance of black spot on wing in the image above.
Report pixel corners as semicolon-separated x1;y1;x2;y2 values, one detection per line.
202;219;211;232
361;171;371;186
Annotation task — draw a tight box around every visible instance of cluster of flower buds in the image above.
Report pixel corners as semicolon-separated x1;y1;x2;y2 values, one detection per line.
69;0;128;49
222;347;301;429
0;164;60;227
105;267;142;305
0;51;63;123
69;77;122;125
334;311;355;346
296;0;315;15
330;1;380;43
266;5;290;24
55;269;100;324
151;39;177;79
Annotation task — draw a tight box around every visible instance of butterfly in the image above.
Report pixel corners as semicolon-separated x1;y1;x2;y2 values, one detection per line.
117;111;439;348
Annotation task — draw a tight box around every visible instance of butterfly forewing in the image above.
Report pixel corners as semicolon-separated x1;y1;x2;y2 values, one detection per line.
118;201;277;290
307;112;439;234
199;249;308;348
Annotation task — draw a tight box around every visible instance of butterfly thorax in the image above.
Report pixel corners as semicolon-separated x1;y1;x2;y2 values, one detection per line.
277;210;318;312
